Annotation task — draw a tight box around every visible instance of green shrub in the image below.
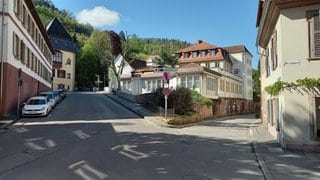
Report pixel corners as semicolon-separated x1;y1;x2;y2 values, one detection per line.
192;91;213;106
167;113;202;125
169;87;194;115
153;87;194;116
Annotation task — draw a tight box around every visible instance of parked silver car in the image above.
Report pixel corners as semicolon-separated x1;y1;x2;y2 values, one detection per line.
39;91;59;108
22;96;52;117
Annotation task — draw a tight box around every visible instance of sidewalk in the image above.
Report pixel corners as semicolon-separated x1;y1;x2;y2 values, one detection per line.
0;113;20;130
106;93;320;180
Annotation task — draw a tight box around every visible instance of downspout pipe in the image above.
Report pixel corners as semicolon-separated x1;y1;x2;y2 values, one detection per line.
0;0;5;100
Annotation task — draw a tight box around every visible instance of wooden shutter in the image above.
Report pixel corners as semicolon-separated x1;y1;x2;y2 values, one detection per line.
313;12;320;57
309;10;320;58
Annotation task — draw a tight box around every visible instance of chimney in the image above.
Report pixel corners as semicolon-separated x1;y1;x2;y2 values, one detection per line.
197;40;203;44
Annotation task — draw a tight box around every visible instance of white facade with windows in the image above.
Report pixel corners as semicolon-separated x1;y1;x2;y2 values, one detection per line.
0;0;54;115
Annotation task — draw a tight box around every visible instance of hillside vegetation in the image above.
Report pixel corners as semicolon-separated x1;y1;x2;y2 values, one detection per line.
32;0;190;58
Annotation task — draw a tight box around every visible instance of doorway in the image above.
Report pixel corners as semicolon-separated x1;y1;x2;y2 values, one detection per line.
316;97;320;139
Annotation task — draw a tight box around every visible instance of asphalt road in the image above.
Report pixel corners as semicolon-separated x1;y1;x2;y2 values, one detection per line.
0;92;263;180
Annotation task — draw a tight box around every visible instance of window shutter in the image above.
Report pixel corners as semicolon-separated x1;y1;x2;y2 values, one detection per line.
313;12;320;57
309;10;320;58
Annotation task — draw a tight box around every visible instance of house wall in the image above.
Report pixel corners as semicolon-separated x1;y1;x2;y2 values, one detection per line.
230;52;253;101
280;6;320;145
261;4;320;146
53;50;76;90
0;0;53;115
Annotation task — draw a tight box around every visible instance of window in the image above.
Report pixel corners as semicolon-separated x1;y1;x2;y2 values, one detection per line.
265;48;270;77
183;52;189;58
201;51;207;57
54;52;62;63
20;40;25;63
194;76;200;89
187;76;193;88
308;10;320;58
220;79;225;91
157;80;162;88
192;51;198;58
67;73;71;79
181;75;200;89
14;0;21;17
181;77;186;87
22;5;26;25
206;77;217;91
210;49;216;56
66;58;71;65
271;31;278;70
234;69;240;75
12;32;20;58
58;70;66;78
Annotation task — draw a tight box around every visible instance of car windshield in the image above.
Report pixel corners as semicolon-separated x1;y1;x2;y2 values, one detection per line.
27;99;46;105
40;93;53;99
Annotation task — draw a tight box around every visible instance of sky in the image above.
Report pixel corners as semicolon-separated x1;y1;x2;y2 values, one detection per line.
51;0;260;68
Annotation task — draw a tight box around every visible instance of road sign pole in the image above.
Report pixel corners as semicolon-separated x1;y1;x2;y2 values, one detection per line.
164;95;168;120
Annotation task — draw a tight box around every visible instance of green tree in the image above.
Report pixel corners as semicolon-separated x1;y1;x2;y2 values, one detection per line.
155;50;179;67
252;60;261;101
76;48;99;87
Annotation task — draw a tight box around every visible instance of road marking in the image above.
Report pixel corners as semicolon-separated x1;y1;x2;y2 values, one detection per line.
14;127;29;133
69;161;108;180
111;144;149;161
73;130;91;139
24;138;56;151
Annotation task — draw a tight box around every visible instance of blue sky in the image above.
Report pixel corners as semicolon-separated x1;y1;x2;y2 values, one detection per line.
51;0;260;68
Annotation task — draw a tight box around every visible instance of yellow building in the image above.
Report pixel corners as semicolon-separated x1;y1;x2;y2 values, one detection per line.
47;18;77;91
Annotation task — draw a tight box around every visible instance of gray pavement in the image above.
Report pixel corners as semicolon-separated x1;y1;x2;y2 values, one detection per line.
105;92;320;180
1;92;319;179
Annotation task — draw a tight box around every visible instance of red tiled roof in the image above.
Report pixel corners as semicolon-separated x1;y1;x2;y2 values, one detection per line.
175;40;218;53
223;45;253;56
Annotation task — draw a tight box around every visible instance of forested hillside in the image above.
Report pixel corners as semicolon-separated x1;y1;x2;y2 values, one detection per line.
32;0;190;58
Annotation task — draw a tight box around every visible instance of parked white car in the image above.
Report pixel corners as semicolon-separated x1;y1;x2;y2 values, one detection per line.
39;91;58;108
22;96;52;117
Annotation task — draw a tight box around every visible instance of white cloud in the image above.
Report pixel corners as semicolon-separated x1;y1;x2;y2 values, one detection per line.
76;6;120;27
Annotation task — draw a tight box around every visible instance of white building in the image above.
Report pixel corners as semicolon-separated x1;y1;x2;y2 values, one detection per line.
0;0;54;115
113;40;255;116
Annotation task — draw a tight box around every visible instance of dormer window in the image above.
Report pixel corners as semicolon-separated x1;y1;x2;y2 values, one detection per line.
210;49;216;56
201;50;207;57
183;52;190;58
192;51;198;58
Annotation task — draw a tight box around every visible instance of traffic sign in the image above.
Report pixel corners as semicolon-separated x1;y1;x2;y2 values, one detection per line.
162;88;171;96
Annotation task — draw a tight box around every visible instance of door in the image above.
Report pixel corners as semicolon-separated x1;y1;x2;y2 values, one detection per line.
316;97;320;138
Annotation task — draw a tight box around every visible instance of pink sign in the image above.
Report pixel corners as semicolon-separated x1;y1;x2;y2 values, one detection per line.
162;88;171;96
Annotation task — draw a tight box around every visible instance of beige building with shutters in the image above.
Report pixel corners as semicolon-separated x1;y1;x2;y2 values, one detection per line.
256;0;320;149
47;18;77;91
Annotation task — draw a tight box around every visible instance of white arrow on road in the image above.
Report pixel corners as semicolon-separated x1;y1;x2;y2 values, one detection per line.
111;144;149;161
73;130;91;139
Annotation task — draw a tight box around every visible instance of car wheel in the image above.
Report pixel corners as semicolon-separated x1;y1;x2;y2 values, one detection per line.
45;109;49;116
